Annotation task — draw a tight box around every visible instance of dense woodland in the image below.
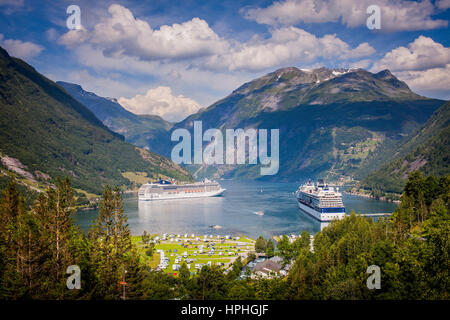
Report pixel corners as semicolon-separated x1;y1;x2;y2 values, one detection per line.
0;171;448;300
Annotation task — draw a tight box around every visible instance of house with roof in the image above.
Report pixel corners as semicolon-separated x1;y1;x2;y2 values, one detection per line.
252;259;283;278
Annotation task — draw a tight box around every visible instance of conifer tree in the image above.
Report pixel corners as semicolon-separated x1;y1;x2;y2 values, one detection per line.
14;210;51;298
37;177;76;298
0;179;26;299
89;186;131;299
123;247;146;300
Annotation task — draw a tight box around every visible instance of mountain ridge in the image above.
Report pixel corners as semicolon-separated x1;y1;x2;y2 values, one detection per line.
57;81;173;156
56;65;446;185
0;46;192;195
170;66;443;182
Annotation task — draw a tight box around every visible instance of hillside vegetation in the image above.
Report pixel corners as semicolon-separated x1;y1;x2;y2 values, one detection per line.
357;101;450;198
170;67;443;182
0;46;192;195
0;172;448;299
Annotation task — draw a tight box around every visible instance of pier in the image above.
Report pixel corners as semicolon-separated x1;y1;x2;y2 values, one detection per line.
356;212;392;217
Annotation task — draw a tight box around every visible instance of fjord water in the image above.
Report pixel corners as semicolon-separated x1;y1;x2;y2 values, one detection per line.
74;180;398;239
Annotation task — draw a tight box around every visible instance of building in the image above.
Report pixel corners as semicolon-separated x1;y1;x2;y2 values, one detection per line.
252;259;283;278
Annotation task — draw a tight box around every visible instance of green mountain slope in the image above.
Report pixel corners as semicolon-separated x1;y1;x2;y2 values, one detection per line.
357;100;450;197
56;81;173;155
0;46;192;194
171;67;443;182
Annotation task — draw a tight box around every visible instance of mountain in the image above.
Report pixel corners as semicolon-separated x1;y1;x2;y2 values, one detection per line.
171;67;444;181
0;46;192;195
56;81;172;155
357;100;450;197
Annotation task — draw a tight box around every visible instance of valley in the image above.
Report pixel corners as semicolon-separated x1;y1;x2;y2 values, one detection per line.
56;66;448;199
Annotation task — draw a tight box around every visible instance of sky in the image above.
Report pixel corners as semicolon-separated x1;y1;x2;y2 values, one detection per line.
0;0;449;122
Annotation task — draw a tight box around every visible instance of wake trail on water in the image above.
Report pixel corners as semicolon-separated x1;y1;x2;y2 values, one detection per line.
247;210;264;216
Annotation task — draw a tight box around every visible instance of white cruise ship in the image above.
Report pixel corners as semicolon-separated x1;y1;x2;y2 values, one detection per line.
295;179;346;222
138;179;225;201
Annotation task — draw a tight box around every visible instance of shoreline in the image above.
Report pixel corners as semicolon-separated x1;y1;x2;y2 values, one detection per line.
344;190;400;204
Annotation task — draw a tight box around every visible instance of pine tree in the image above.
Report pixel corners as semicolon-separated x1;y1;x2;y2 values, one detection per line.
123;248;146;300
89;186;131;299
0;179;25;248
37;177;76;298
0;179;26;299
14;210;52;298
178;262;191;299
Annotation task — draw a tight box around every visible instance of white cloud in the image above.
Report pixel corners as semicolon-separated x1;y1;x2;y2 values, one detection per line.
436;0;450;9
243;0;448;31
395;65;450;94
58;27;89;47
0;34;43;59
202;27;375;72
59;4;228;62
59;4;375;74
0;0;25;14
372;36;450;72
45;28;59;41
118;87;203;122
371;36;450;99
346;59;372;69
62;44;248;106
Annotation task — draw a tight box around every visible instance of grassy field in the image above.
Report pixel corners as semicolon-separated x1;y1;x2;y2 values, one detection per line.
121;171;152;185
132;234;255;275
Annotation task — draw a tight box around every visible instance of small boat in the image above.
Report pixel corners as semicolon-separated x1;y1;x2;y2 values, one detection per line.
256;211;264;216
210;225;222;229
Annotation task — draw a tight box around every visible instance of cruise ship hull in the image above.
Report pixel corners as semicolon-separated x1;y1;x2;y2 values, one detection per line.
139;188;225;201
297;201;346;222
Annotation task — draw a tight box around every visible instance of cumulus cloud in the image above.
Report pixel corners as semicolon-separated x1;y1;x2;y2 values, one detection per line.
372;36;450;99
396;65;450;95
372;36;450;72
59;4;228;61
58;4;374;74
243;0;448;31
58;27;89;47
0;34;43;59
45;28;59;41
436;0;450;9
201;27;375;72
118;87;203;122
0;0;25;14
346;59;372;69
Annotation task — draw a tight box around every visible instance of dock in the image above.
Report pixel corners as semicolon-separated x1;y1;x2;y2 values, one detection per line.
356;212;392;217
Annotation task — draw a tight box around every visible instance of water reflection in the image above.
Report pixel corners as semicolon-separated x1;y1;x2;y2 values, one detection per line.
137;197;225;236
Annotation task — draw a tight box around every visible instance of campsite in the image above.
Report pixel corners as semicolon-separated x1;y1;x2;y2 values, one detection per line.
132;234;255;275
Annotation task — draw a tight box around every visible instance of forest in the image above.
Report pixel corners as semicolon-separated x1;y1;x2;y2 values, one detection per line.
0;171;448;300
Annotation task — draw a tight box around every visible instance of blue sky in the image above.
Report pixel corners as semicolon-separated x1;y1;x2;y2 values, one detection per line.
0;0;449;121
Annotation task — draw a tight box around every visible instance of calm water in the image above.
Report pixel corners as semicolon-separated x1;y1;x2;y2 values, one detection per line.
74;180;398;239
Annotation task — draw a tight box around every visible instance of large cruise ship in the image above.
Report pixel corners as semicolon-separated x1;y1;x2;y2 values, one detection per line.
138;179;225;201
295;179;346;222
